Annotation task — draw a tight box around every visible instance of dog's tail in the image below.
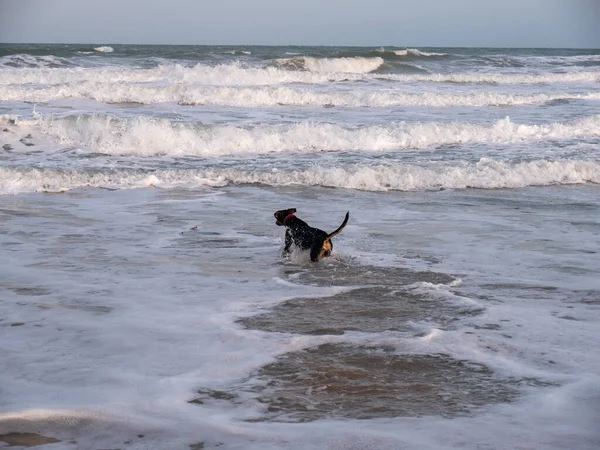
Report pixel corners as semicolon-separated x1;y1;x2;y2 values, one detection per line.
309;212;350;262
327;212;349;240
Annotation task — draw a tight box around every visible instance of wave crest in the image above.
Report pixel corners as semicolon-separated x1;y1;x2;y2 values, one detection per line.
0;54;72;68
8;113;600;157
392;48;447;57
93;46;114;53
0;62;597;87
341;47;448;59
2;82;600;107
1;159;598;195
274;56;384;73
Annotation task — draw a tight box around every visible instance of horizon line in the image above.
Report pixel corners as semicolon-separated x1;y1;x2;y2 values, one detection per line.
1;41;599;50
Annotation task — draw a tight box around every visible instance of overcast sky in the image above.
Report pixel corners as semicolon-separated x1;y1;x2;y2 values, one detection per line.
0;0;598;48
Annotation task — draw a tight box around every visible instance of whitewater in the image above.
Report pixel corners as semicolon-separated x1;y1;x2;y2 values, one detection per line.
1;44;599;450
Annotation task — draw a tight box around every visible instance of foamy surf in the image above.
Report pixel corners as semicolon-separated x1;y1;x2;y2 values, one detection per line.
4;82;600;107
12;113;600;157
225;50;252;55
1;159;598;195
393;48;448;57
383;71;600;85
0;63;597;86
93;46;114;53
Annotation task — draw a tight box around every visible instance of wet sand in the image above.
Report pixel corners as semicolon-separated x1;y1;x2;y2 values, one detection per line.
195;263;546;422
0;432;60;447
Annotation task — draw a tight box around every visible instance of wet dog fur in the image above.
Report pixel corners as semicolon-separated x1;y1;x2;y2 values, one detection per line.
274;208;349;262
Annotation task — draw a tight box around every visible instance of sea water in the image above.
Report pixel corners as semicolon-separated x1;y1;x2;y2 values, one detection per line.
0;44;599;449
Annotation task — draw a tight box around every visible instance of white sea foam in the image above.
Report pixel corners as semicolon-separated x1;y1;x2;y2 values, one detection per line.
393;48;447;57
402;71;600;85
0;63;340;87
0;63;597;86
15;113;600;157
303;56;384;73
225;50;252;55
404;281;482;309
4;82;600;107
94;46;114;53
1;159;598;195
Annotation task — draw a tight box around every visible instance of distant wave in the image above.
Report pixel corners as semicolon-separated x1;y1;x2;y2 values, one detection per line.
380;71;600;85
274;56;384;73
94;46;114;53
1;63;597;87
225;50;252;55
479;55;525;68
7;113;600;158
3;82;600;107
340;48;449;59
0;54;72;68
479;53;600;68
391;48;447;57
1;159;598;195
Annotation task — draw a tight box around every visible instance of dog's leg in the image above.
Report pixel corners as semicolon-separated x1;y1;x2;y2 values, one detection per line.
283;229;293;255
310;237;327;262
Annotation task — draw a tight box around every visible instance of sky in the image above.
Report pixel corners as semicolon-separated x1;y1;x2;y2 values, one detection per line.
0;0;599;48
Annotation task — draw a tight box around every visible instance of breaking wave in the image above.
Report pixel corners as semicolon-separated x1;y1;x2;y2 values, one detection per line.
2;83;600;107
224;50;252;55
273;56;385;73
9;113;600;157
0;63;597;87
94;46;114;53
383;71;600;85
339;48;448;59
391;48;447;57
1;159;598;195
0;54;72;68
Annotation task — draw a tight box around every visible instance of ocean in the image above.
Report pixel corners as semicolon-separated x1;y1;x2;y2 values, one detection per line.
0;44;599;449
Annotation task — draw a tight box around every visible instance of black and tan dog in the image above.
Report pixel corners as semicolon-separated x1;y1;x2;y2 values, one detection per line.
274;208;349;262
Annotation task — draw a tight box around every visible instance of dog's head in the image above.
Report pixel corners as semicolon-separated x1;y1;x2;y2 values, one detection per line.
274;208;297;226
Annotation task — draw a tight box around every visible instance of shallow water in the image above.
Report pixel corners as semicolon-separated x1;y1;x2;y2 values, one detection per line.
1;184;599;449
